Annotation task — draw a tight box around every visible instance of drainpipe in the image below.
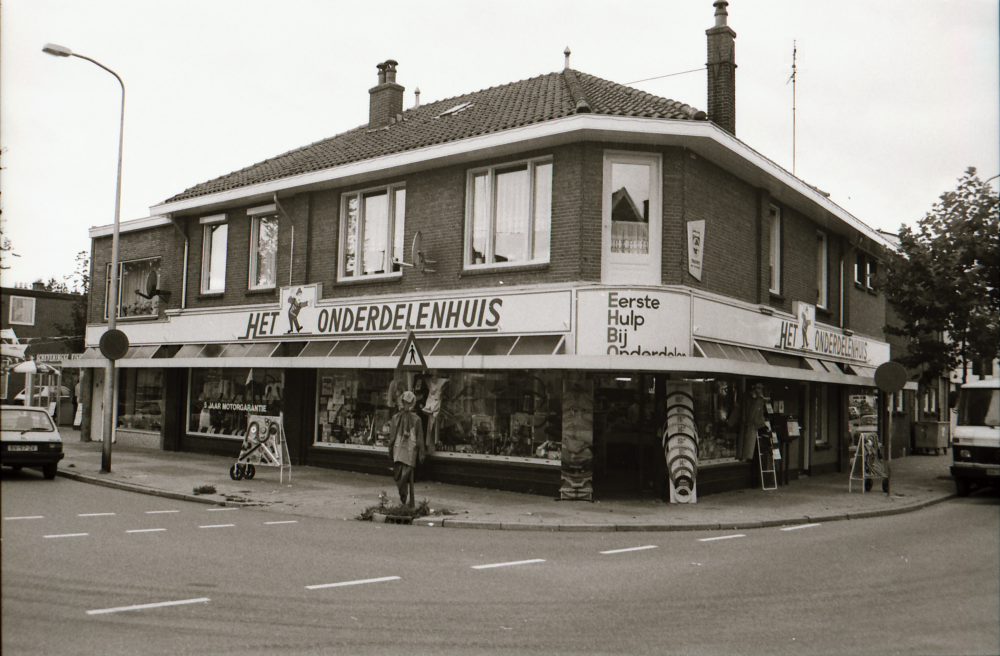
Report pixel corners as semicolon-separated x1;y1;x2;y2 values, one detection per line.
167;214;189;310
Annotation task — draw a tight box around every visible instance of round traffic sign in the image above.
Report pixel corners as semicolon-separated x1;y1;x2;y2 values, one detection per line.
874;362;908;394
99;329;130;361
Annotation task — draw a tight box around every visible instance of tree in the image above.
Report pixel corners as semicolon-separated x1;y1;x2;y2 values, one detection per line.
0;222;17;271
882;167;999;384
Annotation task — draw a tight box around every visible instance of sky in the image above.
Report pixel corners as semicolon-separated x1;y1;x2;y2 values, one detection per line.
1;0;997;287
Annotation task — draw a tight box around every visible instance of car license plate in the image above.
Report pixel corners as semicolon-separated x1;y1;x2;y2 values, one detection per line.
8;445;38;451
986;466;1000;477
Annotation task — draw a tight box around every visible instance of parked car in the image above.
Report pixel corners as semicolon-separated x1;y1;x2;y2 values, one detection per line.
12;385;72;404
951;378;1000;496
848;414;878;448
1;405;64;479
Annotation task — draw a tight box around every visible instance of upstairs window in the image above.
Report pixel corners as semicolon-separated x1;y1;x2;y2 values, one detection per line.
200;214;228;293
466;157;551;267
8;296;35;325
866;257;878;291
768;205;782;294
340;184;405;279
106;258;161;319
816;231;828;308
248;206;278;290
854;251;865;285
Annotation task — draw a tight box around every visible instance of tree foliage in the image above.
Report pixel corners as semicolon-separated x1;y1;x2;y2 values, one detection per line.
882;167;999;383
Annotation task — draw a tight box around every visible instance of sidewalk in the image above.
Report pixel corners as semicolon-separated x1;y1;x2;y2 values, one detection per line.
55;429;957;532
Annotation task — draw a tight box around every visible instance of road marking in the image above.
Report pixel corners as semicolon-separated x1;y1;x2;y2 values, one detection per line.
199;524;235;529
600;545;658;555
86;597;210;615
264;520;298;525
78;513;116;517
44;533;89;539
472;559;546;570
145;510;179;514
4;516;44;520
307;576;400;590
126;528;166;533
207;507;238;512
780;523;821;531
698;534;745;542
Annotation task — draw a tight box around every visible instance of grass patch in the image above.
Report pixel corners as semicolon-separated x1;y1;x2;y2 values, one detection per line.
192;485;217;495
357;491;432;521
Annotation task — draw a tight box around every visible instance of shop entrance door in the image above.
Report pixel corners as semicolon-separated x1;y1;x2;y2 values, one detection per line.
592;374;657;497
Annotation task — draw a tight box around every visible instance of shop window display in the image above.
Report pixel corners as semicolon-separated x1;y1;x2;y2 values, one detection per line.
688;378;741;462
188;368;284;437
314;369;563;462
117;368;164;431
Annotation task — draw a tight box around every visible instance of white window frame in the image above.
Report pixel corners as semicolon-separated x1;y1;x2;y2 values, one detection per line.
338;183;406;280
248;206;279;291
465;156;552;269
854;252;865;285
866;256;878;291
8;296;36;326
200;214;228;294
769;205;782;294
895;390;904;412
816;230;828;308
601;150;662;285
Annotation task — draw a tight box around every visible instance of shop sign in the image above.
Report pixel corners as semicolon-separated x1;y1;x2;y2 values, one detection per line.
693;297;890;366
576;289;690;357
687;220;705;281
88;286;572;346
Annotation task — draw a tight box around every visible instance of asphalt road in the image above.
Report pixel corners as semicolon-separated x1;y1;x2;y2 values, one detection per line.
3;467;998;656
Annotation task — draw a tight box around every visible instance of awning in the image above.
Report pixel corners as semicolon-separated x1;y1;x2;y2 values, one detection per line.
64;334;568;368
694;339;878;386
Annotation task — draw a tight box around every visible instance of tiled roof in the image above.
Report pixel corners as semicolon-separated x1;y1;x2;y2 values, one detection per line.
164;69;706;204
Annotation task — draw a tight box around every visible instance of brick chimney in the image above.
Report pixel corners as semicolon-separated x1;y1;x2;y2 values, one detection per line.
369;59;404;128
706;0;736;135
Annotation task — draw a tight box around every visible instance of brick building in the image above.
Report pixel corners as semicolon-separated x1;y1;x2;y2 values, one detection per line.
73;2;903;500
2;282;85;424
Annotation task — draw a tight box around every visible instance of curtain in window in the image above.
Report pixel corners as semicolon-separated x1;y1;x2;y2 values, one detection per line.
119;259;160;317
363;192;389;275
255;216;278;287
494;166;529;263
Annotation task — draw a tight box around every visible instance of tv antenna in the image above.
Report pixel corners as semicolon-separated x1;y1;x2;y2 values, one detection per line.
787;40;797;175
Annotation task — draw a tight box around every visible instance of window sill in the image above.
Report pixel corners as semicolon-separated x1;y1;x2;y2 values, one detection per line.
460;262;549;277
335;273;403;286
816;306;831;317
853;282;866;291
196;292;225;300
244;288;277;297
768;292;785;302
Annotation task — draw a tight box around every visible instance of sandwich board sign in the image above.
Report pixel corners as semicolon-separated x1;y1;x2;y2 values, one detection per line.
397;330;428;372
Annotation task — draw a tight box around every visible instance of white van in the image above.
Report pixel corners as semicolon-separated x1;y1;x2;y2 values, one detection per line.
950;378;1000;496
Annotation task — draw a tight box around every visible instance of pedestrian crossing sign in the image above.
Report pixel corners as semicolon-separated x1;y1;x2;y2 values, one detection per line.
396;330;428;372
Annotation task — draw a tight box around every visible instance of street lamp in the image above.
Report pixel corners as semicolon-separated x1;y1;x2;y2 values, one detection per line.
43;43;124;473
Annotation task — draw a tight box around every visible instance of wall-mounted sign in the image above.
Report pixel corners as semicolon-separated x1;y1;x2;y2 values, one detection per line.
687;220;705;281
576;289;690;357
87;287;572;346
693;296;890;366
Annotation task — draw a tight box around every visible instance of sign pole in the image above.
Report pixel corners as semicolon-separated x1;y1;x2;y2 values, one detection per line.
874;362;907;497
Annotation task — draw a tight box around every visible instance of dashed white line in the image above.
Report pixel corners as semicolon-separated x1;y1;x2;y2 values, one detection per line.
780;523;821;531
78;513;116;517
600;545;658;555
4;516;44;520
145;510;179;514
126;528;167;533
698;534;746;542
207;508;238;512
306;576;400;590
199;524;235;529
44;533;89;539
472;559;546;570
264;520;298;525
86;597;210;615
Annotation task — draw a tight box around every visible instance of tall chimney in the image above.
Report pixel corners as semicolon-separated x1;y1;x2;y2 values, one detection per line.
706;0;736;135
369;59;404;128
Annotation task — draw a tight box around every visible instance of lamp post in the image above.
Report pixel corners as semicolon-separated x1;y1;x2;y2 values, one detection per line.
43;43;124;473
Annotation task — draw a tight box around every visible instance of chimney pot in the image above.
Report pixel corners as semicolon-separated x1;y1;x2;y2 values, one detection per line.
376;62;387;85
384;59;398;84
32;281;45;291
714;0;729;27
414;87;421;108
564;47;571;70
